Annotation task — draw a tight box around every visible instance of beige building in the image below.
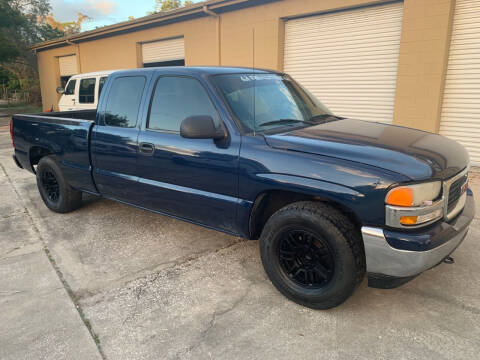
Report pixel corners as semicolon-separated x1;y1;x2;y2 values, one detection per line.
32;0;480;164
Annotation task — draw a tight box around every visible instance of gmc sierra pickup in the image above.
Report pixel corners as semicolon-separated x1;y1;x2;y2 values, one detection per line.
10;67;474;309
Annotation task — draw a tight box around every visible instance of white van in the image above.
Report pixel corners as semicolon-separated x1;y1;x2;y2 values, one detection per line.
56;70;115;111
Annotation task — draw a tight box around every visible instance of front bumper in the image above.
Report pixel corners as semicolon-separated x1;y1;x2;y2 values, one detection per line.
362;191;474;285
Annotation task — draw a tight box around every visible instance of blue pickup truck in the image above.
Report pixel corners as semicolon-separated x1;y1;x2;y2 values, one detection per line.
11;67;474;309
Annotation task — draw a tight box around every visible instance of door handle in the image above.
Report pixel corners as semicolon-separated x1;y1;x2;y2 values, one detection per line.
139;142;155;155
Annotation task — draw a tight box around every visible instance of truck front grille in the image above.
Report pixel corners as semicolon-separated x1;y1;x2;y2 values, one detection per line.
447;174;468;213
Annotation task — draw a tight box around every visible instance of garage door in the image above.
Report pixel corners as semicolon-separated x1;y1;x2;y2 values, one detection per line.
284;2;403;123
142;37;185;66
58;55;78;76
439;0;480;165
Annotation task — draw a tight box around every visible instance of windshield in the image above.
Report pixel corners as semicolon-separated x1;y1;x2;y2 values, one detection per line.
213;73;334;133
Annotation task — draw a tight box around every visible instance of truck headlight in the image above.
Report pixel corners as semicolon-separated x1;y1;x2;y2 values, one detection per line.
385;181;444;228
386;182;441;207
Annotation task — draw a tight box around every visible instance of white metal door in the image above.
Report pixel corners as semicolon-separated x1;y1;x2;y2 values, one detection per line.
142;37;185;65
439;0;480;165
58;78;77;111
58;55;78;76
284;2;403;123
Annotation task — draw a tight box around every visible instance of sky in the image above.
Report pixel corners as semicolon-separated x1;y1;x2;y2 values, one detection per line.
50;0;201;31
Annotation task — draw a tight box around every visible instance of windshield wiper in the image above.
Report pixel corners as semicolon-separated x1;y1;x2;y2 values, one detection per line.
259;119;311;127
310;114;343;123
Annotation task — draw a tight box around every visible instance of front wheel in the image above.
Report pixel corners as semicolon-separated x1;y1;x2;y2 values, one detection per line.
259;201;365;309
36;155;83;213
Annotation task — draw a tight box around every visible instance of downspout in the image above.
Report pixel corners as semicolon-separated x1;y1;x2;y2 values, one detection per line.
202;5;221;65
66;39;82;73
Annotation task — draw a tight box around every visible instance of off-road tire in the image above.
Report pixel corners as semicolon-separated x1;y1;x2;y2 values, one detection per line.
259;201;365;309
36;155;82;213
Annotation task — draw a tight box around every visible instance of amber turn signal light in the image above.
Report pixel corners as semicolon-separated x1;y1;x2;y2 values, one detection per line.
399;216;418;225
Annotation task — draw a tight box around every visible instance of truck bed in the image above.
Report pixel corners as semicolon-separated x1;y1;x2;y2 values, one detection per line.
12;110;98;193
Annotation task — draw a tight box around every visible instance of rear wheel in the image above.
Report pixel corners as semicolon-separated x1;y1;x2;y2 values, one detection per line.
36;155;82;213
259;201;365;309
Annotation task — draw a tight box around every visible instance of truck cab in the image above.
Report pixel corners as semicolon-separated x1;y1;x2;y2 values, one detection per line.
57;70;114;111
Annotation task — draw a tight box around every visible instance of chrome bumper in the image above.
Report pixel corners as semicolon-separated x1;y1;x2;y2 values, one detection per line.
362;193;474;278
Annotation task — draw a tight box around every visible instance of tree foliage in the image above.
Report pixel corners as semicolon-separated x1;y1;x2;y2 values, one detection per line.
0;0;67;104
40;12;90;35
0;0;64;63
153;0;194;13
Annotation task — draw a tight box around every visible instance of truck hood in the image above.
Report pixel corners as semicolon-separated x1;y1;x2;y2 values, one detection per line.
264;119;469;181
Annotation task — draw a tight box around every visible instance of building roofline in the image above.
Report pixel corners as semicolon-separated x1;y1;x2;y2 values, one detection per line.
112;66;280;75
32;0;276;52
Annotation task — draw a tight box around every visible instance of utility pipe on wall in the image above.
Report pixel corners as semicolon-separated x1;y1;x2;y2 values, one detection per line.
202;5;221;66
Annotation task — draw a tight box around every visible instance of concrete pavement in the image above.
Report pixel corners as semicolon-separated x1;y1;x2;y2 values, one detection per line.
1;131;480;359
0;150;102;359
0;119;12;150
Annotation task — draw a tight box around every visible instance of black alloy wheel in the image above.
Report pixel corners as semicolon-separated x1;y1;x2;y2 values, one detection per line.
36;155;83;213
41;170;60;203
278;229;335;288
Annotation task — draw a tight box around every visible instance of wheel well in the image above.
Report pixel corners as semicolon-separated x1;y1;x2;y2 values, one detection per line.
29;146;53;172
248;190;362;240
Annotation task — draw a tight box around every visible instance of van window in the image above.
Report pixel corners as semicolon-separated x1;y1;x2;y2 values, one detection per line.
65;80;76;95
60;76;70;88
147;76;219;132
79;78;96;103
104;76;146;128
98;77;107;97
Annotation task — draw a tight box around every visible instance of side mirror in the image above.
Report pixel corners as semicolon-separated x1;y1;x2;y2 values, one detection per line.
180;115;225;140
56;86;65;94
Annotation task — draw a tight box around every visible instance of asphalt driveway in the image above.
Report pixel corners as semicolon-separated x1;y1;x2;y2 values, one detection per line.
1;129;479;360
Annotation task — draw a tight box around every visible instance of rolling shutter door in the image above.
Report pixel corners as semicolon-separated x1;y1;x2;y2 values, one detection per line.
142;37;185;64
284;2;403;123
439;0;480;165
58;55;78;76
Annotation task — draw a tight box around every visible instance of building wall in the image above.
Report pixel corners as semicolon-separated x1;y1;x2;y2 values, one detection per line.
37;44;77;111
36;0;456;135
220;0;396;69
78;16;219;73
37;16;219;110
394;0;455;132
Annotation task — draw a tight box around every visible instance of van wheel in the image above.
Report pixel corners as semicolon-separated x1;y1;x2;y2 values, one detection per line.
36;155;82;213
259;201;365;309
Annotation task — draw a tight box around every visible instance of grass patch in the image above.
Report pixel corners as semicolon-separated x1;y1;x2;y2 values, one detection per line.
0;103;43;116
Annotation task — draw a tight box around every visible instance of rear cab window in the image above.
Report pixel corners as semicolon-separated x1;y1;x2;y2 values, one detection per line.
104;76;146;128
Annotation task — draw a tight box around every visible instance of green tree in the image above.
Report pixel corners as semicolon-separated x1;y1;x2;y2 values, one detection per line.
0;0;63;63
0;0;64;104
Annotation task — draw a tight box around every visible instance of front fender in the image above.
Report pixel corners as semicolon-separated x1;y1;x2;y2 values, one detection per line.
254;173;366;219
235;172;378;239
257;173;365;206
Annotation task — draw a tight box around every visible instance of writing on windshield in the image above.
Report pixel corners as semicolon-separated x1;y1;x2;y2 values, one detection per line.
213;73;334;133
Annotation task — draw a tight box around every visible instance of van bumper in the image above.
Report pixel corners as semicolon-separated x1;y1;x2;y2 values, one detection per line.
362;190;475;288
